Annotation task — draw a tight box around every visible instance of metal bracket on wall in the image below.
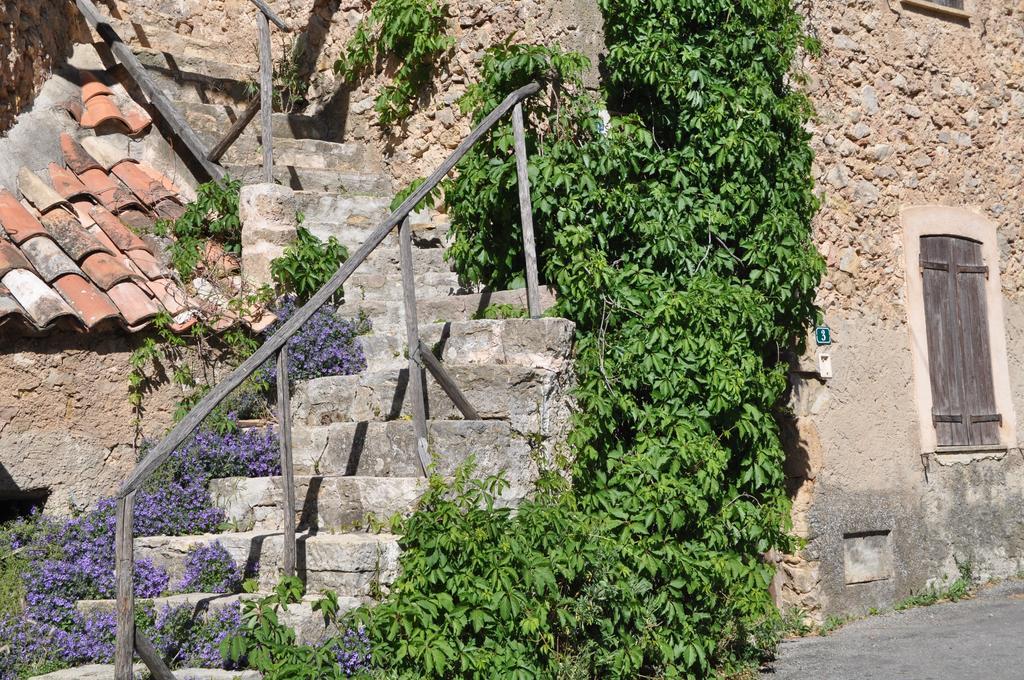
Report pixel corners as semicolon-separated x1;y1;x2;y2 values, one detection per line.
920;451;931;484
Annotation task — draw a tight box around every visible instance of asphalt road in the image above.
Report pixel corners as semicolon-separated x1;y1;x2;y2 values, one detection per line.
761;579;1024;680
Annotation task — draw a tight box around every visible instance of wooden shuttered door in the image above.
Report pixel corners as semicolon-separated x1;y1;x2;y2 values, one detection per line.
920;235;1001;448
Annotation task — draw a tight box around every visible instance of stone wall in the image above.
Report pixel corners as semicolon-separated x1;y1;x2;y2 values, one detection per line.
0;332;184;515
0;1;83;134
108;0;604;186
781;0;1024;619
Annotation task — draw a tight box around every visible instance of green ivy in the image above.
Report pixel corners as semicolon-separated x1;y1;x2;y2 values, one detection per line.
154;178;242;280
335;0;454;126
270;226;348;303
359;0;824;676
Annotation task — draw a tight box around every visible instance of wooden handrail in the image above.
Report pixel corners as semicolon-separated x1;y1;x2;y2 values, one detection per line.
112;81;542;680
75;0;226;182
248;0;293;31
115;80;540;499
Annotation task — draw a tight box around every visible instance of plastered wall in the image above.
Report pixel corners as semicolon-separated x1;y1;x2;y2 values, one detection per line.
783;0;1024;618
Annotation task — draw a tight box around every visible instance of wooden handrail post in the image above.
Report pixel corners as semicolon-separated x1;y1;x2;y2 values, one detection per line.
257;12;274;184
417;339;481;420
399;217;431;475
113;492;136;680
277;347;297;577
511;102;541;319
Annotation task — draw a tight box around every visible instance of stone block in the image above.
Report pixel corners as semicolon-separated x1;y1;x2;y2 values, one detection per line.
240;182;298;287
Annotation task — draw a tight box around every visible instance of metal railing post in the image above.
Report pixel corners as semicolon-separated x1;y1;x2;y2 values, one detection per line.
511;102;541;319
399;217;431;475
277;347;297;577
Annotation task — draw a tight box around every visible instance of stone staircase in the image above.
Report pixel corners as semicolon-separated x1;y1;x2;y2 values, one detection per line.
37;25;574;678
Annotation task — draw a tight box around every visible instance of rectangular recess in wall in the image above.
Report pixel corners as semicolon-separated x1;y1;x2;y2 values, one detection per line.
843;530;894;585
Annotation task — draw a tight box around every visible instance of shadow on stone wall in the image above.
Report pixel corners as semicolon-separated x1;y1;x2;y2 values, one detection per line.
0;2;86;135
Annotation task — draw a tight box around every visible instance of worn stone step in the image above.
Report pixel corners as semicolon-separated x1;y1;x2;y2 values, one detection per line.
75;590;364;647
293;191;392;226
209;475;427;532
358;318;575;373
134;531;401;597
304;219;450;252
292;363;564;432
346;269;479;302
173;100;328;146
223;162;392;195
128;46;255;105
336;286;558;331
292;420;536;491
32;665;262;680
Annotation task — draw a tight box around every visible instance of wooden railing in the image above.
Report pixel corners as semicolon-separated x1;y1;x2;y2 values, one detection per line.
102;76;543;677
74;0;292;184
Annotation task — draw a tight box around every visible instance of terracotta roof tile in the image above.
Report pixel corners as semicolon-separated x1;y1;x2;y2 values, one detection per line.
90;205;150;252
49;163;97;202
80;252;140;289
61;133;104;174
53;273;121;328
18;168;72;215
119;100;153;135
0;191;48;244
81;94;130;130
0;287;28;328
80;72;114;102
145;276;190;315
154;199;186;220
0;239;32;278
139;165;182;196
20;235;83;282
127;248;164;279
107;281;160;325
116;208;155;231
77;168;146;214
71;200;100;228
81;136;127;171
60;97;85;125
111;162;177;206
40;210;111;261
1;268;77;328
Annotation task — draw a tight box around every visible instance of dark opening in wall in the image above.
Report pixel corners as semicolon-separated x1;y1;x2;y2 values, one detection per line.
0;489;49;522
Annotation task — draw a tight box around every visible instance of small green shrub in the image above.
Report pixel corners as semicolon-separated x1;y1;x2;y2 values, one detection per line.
895;560;974;611
155;178;242;280
472;303;527;320
270;226;347;303
335;0;454;125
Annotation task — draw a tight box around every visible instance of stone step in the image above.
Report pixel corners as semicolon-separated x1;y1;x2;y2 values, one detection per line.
209;475;427;532
294;191;392;226
134;531;401;597
75;590;364;647
292;364;563;432
292;420;536;493
336;286;558;332
224;162;392;195
32;665;261;680
128;46;255;106
345;269;479;302
173;100;328;145
358;318;575;373
306;218;449;252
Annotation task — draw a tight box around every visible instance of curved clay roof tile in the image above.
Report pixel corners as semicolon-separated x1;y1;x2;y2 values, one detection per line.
106;281;160;326
0;191;48;244
0;239;31;278
90;205;151;253
1;268;77;328
53;273;122;328
60;133;104;174
49;163;97;202
80;252;140;290
80;77;114;103
112;162;177;206
40;210;112;262
18;168;73;215
19;235;84;282
81;95;130;130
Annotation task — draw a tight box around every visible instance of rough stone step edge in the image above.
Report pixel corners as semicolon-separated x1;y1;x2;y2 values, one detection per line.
30;665;261;680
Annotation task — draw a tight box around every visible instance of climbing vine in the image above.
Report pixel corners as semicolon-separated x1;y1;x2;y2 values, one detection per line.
335;0;454;126
358;1;824;677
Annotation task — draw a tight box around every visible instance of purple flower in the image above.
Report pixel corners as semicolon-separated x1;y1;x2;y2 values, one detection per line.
175;542;243;594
